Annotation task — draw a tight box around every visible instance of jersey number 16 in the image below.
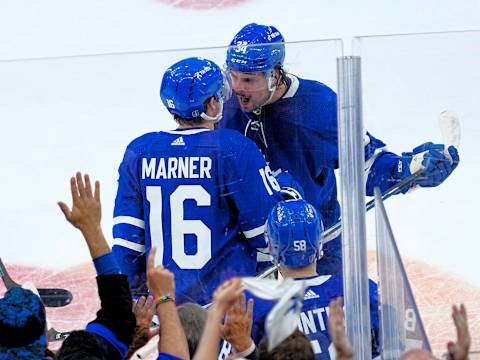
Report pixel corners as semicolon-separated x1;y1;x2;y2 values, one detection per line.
146;185;211;270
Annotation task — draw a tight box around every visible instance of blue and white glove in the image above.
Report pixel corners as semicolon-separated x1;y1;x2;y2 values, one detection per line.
402;142;459;187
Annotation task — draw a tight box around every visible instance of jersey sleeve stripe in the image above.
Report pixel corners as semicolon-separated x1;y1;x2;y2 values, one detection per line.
257;246;270;254
113;216;145;229
113;238;146;253
243;224;265;239
257;251;273;262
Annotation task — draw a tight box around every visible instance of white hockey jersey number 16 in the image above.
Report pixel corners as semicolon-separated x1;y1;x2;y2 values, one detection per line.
146;185;212;269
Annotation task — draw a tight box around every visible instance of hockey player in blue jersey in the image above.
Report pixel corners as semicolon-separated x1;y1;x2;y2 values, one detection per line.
112;57;283;305
219;23;460;275
248;199;380;359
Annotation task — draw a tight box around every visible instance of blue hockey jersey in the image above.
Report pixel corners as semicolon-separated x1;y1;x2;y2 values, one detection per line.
112;127;282;305
219;74;408;275
248;275;380;359
219;74;403;230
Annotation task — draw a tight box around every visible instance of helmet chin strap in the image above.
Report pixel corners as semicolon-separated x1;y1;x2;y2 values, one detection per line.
252;70;277;115
200;100;223;122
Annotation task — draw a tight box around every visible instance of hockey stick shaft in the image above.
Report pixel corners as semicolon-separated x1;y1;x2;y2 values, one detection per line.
0;257;18;289
0;257;73;307
323;170;424;244
257;170;424;279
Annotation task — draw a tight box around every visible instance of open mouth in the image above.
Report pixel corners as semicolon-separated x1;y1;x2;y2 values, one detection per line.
238;94;251;106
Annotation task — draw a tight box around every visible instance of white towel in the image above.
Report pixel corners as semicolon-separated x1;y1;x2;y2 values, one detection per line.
242;277;307;351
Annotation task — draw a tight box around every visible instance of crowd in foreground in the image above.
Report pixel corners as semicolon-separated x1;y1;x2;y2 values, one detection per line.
0;172;471;360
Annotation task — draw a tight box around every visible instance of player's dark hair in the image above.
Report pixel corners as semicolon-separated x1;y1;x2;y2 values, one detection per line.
275;65;288;86
173;115;205;126
258;329;315;360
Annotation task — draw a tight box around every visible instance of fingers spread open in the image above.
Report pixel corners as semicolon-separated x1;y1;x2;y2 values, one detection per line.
84;174;93;198
94;180;100;201
57;201;71;220
135;296;147;310
76;172;86;197
247;298;254;320
70;176;79;201
145;295;154;309
239;292;246;309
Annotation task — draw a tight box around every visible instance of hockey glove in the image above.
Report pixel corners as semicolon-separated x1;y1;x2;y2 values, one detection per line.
402;142;459;187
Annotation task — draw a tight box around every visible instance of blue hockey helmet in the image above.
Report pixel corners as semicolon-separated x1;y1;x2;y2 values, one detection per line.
266;199;324;268
226;23;285;73
160;57;231;120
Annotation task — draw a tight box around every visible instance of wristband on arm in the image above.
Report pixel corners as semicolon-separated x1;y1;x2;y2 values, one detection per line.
155;293;175;306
